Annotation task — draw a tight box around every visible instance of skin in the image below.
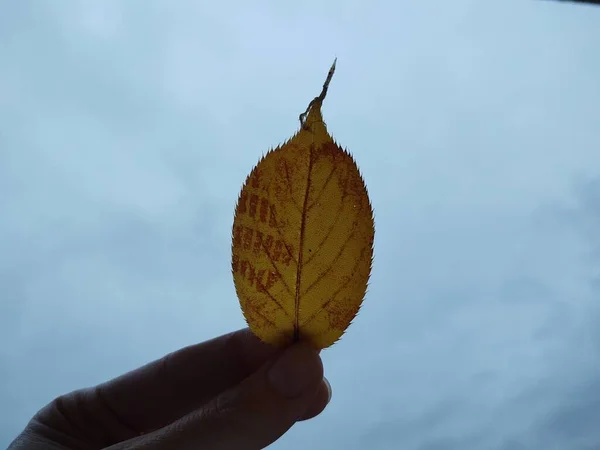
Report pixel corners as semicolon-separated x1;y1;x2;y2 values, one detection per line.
9;328;331;450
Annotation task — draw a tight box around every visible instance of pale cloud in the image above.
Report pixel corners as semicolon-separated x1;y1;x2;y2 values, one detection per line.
2;1;600;449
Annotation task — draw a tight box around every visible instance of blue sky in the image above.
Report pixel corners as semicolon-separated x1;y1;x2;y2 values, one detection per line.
1;1;600;449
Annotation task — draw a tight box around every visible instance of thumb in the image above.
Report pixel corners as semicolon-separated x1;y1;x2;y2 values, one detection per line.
115;342;324;450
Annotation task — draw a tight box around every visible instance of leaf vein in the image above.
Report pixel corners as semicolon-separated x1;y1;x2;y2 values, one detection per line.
306;164;337;212
294;145;315;342
262;287;290;318
303;174;349;266
283;159;303;213
300;246;369;328
262;240;294;298
274;226;298;267
300;223;358;298
248;303;278;328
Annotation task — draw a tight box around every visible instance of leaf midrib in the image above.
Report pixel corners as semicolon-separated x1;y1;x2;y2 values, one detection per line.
294;144;314;342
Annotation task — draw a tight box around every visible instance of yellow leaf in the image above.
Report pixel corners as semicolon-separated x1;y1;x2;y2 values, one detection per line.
231;60;374;349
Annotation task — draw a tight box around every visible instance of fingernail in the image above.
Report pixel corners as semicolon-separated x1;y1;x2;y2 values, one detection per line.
323;377;332;403
268;344;322;398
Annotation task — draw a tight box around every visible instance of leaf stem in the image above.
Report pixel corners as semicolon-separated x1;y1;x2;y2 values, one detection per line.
299;58;337;128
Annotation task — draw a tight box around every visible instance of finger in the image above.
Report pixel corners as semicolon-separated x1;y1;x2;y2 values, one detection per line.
99;328;279;433
113;342;324;450
299;377;332;421
35;329;280;446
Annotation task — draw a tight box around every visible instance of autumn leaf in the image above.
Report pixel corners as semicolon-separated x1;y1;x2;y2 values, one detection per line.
231;60;375;349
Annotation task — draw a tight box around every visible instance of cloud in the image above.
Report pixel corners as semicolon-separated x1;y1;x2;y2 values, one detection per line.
2;1;600;449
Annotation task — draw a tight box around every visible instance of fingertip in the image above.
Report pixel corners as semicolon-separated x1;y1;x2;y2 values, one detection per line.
299;377;332;421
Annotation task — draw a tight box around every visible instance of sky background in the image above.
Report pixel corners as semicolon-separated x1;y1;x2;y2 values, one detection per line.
1;1;600;449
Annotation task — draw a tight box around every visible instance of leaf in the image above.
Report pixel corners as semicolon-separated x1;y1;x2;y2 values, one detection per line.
231;60;374;349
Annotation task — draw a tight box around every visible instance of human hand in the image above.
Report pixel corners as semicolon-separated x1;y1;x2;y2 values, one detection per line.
9;328;331;449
